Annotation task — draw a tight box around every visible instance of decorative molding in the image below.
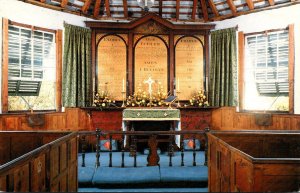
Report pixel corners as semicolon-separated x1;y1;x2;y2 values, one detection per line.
96;33;107;44
118;34;128;45
134;20;169;34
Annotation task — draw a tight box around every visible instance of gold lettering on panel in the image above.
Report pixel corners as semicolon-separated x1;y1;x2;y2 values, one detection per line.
97;35;126;100
175;36;204;100
134;36;168;93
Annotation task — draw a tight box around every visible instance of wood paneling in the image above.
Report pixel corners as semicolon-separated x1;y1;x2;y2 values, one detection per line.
2;18;9;113
0;132;78;192
0;108;92;132
211;107;300;131
208;132;300;192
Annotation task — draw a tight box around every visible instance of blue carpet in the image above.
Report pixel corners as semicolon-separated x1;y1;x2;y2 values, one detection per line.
78;187;208;192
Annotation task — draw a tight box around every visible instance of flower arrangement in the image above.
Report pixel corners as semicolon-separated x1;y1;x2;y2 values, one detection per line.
185;90;209;107
126;82;168;107
93;89;115;108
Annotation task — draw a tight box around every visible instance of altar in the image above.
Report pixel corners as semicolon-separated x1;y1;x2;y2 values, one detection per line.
122;108;181;151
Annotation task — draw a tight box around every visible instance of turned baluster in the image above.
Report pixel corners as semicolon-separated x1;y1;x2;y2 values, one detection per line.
204;127;210;166
121;133;125;168
109;135;113;167
81;135;86;167
193;136;196;166
95;128;101;168
168;134;174;167
133;137;137;167
180;134;184;166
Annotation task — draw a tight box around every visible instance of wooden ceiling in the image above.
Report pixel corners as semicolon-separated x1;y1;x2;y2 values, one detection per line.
22;0;299;22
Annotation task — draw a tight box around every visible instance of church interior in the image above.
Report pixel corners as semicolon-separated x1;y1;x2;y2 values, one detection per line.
0;0;300;192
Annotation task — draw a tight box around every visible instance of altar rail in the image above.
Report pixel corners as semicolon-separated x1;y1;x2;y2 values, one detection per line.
79;129;209;167
0;131;78;192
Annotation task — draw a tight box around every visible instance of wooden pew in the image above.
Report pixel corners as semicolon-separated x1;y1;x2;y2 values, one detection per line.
208;130;300;192
0;131;78;192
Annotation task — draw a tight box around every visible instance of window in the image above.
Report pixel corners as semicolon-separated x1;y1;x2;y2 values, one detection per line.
240;26;294;112
2;19;62;112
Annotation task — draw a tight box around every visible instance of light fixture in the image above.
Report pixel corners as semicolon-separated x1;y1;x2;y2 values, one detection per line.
137;0;155;12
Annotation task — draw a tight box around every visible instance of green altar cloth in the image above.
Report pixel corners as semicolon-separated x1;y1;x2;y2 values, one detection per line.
122;108;180;121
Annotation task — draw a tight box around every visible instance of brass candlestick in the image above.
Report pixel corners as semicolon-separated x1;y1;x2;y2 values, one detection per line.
121;91;126;107
176;90;181;107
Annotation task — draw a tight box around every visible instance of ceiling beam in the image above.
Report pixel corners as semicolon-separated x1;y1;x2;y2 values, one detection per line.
159;0;163;17
61;0;68;8
226;0;237;15
123;0;128;18
105;0;111;17
245;0;254;10
191;0;198;20
94;0;102;18
200;0;209;22
208;0;220;17
40;0;46;2
268;0;275;5
176;0;180;20
82;0;92;13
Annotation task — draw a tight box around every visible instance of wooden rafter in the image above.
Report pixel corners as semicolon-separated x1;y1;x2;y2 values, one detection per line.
61;0;69;8
245;0;254;10
105;0;111;17
176;0;180;20
94;0;102;18
82;0;92;13
191;0;198;20
159;0;163;17
123;0;128;18
208;0;220;17
200;0;209;21
226;0;237;15
40;0;46;2
268;0;275;5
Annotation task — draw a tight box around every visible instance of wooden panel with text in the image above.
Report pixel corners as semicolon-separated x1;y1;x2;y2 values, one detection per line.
97;34;127;100
175;36;205;100
134;35;168;92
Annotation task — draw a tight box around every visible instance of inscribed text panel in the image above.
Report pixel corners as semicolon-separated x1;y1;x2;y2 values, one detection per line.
97;35;127;100
134;36;168;93
175;36;204;100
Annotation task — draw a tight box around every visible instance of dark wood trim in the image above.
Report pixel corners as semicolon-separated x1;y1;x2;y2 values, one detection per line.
105;0;111;17
226;0;237;15
56;30;63;112
238;31;245;111
288;24;294;114
200;0;209;22
176;0;180;20
93;0;102;18
9;20;56;33
268;0;275;6
128;33;134;95
191;0;198;20
159;0;163;16
122;0;128;18
2;18;9;113
169;32;175;95
208;0;220;17
245;0;254;10
81;0;92;13
61;0;68;8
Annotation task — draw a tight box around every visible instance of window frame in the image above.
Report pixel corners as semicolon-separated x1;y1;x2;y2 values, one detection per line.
1;18;62;113
238;24;294;114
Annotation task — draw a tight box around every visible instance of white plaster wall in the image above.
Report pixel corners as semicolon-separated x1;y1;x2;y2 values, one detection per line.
212;4;300;114
0;0;96;113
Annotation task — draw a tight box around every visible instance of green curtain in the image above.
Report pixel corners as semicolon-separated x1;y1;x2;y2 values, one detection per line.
62;23;92;107
209;28;237;107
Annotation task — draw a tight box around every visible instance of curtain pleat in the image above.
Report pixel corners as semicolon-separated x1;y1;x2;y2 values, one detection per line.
209;28;237;107
62;23;92;107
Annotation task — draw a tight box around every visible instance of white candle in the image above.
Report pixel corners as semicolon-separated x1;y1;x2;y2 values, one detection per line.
122;78;125;92
145;0;147;7
177;78;180;92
